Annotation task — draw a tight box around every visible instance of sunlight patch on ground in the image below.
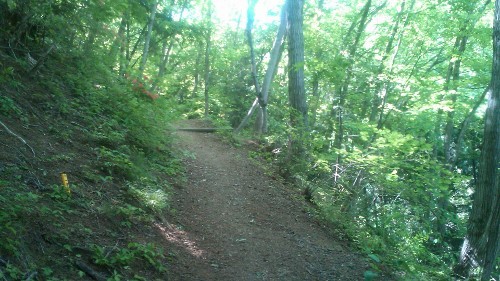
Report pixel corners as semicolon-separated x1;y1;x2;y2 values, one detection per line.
154;222;205;258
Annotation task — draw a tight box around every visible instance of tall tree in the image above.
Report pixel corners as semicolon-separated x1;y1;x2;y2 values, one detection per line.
108;15;127;68
245;0;263;131
431;0;492;249
150;1;188;92
139;0;159;76
192;41;204;98
369;0;413;125
455;0;500;278
287;0;307;159
203;0;213;118
236;0;287;133
332;0;371;162
432;0;491;165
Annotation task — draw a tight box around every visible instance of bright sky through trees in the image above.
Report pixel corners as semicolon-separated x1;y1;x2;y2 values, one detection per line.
212;0;283;27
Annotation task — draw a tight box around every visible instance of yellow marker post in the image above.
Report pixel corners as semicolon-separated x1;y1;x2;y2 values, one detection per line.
60;172;71;194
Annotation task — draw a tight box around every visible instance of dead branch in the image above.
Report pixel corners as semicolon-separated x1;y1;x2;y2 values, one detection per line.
74;261;107;281
29;44;56;74
0;120;35;157
24;271;38;281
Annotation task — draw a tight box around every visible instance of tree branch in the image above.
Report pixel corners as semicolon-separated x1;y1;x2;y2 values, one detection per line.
0;120;35;157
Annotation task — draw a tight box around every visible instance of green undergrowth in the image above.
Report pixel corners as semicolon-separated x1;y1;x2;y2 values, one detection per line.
0;51;182;280
232;124;471;280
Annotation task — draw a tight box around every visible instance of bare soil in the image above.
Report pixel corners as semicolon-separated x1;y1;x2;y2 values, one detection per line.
165;120;372;280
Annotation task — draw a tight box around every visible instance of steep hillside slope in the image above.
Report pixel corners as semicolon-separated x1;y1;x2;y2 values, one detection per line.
1;50;180;280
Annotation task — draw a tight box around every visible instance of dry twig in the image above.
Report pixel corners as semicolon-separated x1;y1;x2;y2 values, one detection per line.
0;120;35;157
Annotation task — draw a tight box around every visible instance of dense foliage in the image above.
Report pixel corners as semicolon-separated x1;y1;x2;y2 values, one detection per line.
0;0;498;279
210;0;498;278
0;0;186;279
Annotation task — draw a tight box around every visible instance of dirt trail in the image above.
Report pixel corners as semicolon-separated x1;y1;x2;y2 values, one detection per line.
166;120;370;280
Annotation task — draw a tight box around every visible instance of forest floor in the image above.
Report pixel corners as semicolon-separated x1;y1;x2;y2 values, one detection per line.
165;119;376;280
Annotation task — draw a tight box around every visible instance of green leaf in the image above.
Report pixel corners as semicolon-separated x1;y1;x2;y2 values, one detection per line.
6;0;17;10
364;270;378;281
368;254;381;263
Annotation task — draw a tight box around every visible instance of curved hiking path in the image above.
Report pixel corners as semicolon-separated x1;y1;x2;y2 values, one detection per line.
167;120;373;280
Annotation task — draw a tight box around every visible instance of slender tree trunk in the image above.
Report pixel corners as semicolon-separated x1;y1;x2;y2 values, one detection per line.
376;0;415;129
83;23;98;54
257;8;287;134
139;0;158;76
309;75;320;128
246;0;261;96
432;36;461;160
235;97;260;132
308;0;326;129
203;0;213;118
369;0;406;122
202;0;213;118
369;0;415;122
151;1;187;92
444;34;468;166
151;39;174;91
433;34;466;240
108;15;127;69
287;0;308;159
204;30;211;118
192;41;203;98
435;0;491;164
455;84;490;160
128;24;148;68
245;0;263;134
119;13;130;76
235;2;287;133
332;0;371;161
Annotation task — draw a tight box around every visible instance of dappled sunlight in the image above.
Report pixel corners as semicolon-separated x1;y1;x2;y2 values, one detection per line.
154;222;205;258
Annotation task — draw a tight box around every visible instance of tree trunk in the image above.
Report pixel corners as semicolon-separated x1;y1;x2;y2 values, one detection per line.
139;0;158;76
151;1;187;92
108;15;127;69
204;30;211;118
376;0;415;130
309;75;320;128
246;0;261;97
121;21;149;75
118;13;130;76
455;84;490;161
83;23;98;54
435;0;491;245
287;0;308;159
436;0;491;164
433;34;467;241
192;41;203;98
235;97;260;132
150;39;174;91
369;0;406;123
332;0;371;161
245;0;263;134
235;2;287;133
443;34;468;166
455;0;500;278
203;1;213;118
